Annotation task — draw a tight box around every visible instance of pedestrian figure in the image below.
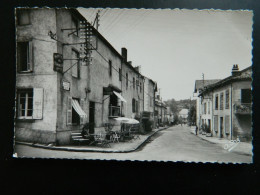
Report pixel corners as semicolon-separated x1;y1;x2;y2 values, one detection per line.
195;125;198;135
81;123;89;139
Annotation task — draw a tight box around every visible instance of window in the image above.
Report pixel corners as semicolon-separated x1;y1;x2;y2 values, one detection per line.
136;79;139;91
150;96;153;107
208;102;210;114
241;89;252;103
17;88;43;119
109;93;120;117
225;90;229;109
220;92;224;110
225;115;230;134
126;73;128;89
136;100;139;113
215;94;219;110
16;9;30;25
214;115;218;132
72;16;79;36
204;103;207;114
17;41;33;72
119;68;122;81
109;60;112;77
133;77;135;90
140;81;142;92
17;89;33;119
72;49;80;78
132;99;136;112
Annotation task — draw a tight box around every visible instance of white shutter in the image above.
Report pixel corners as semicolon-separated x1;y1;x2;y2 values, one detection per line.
33;88;43;119
67;97;72;125
28;41;33;71
80;98;84;125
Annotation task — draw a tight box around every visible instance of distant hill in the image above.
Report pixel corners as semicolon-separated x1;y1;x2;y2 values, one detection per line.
164;98;196;114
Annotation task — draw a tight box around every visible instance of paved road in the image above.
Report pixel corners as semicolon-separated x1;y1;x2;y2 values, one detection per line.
14;125;252;163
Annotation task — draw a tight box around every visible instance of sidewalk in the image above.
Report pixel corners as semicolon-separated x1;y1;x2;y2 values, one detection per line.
190;127;253;156
15;126;169;153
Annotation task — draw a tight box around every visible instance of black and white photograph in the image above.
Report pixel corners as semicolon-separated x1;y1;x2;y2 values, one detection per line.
14;7;253;163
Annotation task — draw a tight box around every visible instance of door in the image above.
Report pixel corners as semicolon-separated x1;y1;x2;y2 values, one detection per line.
208;119;211;131
89;101;95;134
220;117;224;138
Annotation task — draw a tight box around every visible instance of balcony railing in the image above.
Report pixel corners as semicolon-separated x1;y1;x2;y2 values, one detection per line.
109;105;121;117
234;103;252;114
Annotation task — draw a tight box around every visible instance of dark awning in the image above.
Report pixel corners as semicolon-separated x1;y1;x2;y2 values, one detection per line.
103;84;122;95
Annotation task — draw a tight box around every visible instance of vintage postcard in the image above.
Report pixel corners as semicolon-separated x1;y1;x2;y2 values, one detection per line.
14;7;253;163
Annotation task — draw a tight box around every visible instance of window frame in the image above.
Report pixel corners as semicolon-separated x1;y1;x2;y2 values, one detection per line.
71;49;80;78
17;88;33;119
17;41;33;73
109;60;112;77
119;68;122;81
215;94;219;110
16;9;31;26
126;73;128;89
220;92;224;110
225;90;230;109
133;77;135;90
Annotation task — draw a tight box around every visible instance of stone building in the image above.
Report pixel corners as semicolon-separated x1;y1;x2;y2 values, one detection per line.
199;65;252;142
15;8;91;145
143;76;157;128
121;48;144;121
154;94;167;127
193;79;220;128
15;8;153;145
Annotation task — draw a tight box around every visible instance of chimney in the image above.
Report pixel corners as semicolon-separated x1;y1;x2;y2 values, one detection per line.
135;66;140;73
128;61;132;65
231;64;240;76
121;48;127;62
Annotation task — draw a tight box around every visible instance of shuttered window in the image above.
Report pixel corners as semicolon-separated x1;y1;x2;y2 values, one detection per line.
17;88;43;119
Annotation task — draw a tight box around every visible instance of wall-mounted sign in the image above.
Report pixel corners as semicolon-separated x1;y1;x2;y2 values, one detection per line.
62;80;70;91
54;53;63;73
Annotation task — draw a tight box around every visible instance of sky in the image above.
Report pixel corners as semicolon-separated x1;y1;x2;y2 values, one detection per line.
78;8;253;101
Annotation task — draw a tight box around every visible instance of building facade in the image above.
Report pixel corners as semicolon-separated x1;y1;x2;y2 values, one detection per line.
199;65;252;142
194;79;220;129
15;8;159;145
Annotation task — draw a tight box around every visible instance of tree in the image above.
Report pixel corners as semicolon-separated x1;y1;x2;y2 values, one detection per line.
188;105;196;125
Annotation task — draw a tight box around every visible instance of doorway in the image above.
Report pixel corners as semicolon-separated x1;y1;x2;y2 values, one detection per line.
89;101;95;134
220;117;224;138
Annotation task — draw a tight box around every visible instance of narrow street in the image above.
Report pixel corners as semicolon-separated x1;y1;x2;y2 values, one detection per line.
14;125;252;163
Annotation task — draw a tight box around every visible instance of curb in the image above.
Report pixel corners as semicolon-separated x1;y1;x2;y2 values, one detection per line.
194;134;252;156
15;127;169;153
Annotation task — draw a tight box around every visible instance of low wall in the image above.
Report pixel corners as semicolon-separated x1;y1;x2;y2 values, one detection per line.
15;127;56;144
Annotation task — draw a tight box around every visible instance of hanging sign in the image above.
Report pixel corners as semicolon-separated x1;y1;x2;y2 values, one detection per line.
62;80;70;91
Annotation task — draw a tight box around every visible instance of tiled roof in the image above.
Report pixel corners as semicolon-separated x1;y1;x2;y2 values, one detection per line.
199;66;252;96
194;79;221;93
